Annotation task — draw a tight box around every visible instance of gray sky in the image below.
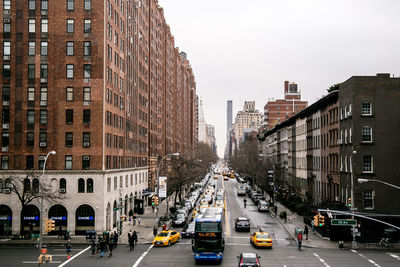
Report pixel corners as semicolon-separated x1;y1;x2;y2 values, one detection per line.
159;0;400;158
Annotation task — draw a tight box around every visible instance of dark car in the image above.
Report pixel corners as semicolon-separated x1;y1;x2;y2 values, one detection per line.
237;253;261;267
235;217;250;232
181;222;195;238
172;213;186;227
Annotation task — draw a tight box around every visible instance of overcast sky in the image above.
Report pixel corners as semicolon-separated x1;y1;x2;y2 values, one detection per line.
159;0;400;158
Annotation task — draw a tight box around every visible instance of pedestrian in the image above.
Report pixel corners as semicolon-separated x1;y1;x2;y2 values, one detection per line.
133;230;138;245
57;225;63;239
108;233;114;257
90;239;96;256
297;231;303;250
99;238;106;257
153;226;158;237
128;230;135;251
304;225;309;240
274;205;278;215
312;221;315;233
114;231;119;247
138;218;141;226
65;238;72;259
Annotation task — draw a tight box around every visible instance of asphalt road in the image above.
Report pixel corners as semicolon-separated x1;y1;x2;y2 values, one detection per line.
3;176;400;267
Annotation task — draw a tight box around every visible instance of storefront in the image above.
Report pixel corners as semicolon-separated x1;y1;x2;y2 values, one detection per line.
48;204;68;235
20;205;40;234
0;205;12;236
75;204;95;235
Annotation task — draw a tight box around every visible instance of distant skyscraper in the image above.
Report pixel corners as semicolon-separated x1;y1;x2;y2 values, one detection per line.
227;100;233;138
198;98;207;143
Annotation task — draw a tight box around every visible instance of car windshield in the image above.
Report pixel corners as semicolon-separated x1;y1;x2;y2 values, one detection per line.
242;256;257;264
176;214;185;219
238;218;248;222
257;234;270;239
158;232;170;237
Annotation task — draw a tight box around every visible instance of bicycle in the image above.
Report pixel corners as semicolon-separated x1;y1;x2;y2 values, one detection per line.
377;237;390;248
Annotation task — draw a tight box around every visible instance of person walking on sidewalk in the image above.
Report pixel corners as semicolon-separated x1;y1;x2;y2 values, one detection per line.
108;233;114;257
297;231;303;250
99;238;106;257
114;231;119;247
274;205;278;215
65;238;72;259
138;218;141;226
90;239;96;256
128;230;135;251
133;230;138;245
304;226;309;240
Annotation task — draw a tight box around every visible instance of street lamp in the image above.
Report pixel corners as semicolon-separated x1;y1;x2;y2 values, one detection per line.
358;178;400;190
350;150;357;248
155;153;180;226
39;151;56;253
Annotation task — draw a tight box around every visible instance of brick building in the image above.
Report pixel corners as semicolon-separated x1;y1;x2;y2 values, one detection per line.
0;0;197;236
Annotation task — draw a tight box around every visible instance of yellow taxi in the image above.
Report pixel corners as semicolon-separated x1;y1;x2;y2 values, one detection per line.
214;175;218;179
153;230;181;247
250;231;273;248
199;202;209;209
192;207;199;218
215;200;225;210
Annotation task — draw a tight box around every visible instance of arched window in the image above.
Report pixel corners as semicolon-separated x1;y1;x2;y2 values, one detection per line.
23;178;31;193
5;178;11;189
86;178;93;193
59;178;66;193
32;178;39;194
78;178;85;193
0;178;3;193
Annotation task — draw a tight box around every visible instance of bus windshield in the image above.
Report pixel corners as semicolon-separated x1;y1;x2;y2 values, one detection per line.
193;239;223;252
195;222;221;232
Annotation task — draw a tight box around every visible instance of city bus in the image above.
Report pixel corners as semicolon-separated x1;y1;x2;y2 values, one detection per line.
192;208;224;262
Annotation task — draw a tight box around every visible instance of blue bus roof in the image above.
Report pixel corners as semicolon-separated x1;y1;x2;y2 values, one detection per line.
196;214;222;223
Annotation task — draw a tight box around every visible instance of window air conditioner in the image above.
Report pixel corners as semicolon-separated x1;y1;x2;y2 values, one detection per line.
39;142;47;147
83;142;90;147
4;188;11;194
59;188;66;194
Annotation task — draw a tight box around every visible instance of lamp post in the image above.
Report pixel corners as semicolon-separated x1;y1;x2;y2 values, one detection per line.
358;178;400;190
350;150;357;248
39;151;56;253
155;152;179;226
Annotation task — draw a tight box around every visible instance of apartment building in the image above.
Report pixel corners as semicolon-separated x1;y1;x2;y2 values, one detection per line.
0;0;198;236
234;101;262;144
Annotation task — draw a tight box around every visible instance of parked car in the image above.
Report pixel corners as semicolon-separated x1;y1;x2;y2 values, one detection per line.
172;213;187;227
257;201;269;212
237;253;261;267
176;209;188;217
181;222;195;238
253;195;265;205
235;217;250;232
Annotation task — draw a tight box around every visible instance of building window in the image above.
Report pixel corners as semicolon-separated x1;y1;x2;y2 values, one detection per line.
28;64;35;79
78;178;85;193
66;87;73;101
28;0;36;10
40;64;47;80
28;42;36;56
83;87;91;101
362;102;372;116
40;41;48;55
84;19;91;33
66;64;74;78
86;177;93;192
3;64;10;79
84;0;91;10
3;41;10;56
83;156;90;170
60;178;66;192
26;155;34;170
82;132;90;147
41;0;48;10
28;19;36;33
3;19;11;32
363;189;374;209
114;176;117;190
66;19;74;33
40;87;47;102
39;109;47;124
83;65;91;78
65;132;73;147
349;128;352;144
67;0;74;11
107;177;111;192
1;156;9;170
2;133;9;147
83;109;90;124
362;155;373;173
66;41;74;56
3;0;11;10
362;126;372;142
38;155;45;170
41;19;48;33
39;132;47;146
84;41;91;56
2;87;10;101
27;110;35;126
65;155;72;170
66;109;73;124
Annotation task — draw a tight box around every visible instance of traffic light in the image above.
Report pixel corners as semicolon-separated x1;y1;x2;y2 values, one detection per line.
268;171;274;184
44;219;49;232
154;196;159;206
46;219;55;232
347;197;352;207
152;196;156;206
319;215;325;227
313;215;319;226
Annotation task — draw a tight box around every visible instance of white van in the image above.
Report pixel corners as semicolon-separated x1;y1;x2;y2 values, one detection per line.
237;184;246;196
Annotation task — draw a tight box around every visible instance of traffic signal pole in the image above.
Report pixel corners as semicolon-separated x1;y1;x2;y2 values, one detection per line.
350;159;356;248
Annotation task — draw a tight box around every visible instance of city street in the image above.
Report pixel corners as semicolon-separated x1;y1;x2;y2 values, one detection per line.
2;177;400;266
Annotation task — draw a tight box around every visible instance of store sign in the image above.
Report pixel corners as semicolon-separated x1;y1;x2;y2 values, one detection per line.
77;216;94;221
23;216;39;220
0;216;10;220
51;216;67;221
159;176;167;198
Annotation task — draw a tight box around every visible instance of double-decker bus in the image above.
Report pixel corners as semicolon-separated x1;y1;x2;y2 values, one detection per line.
192;208;225;262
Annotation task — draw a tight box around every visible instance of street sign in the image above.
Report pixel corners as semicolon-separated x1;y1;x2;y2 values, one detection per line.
331;219;357;226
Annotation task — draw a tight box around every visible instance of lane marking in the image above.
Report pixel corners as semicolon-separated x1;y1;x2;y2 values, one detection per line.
313;253;330;267
58;246;90;267
387;253;400;260
23;261;62;264
222;179;231;238
351;249;381;267
132;244;153;267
